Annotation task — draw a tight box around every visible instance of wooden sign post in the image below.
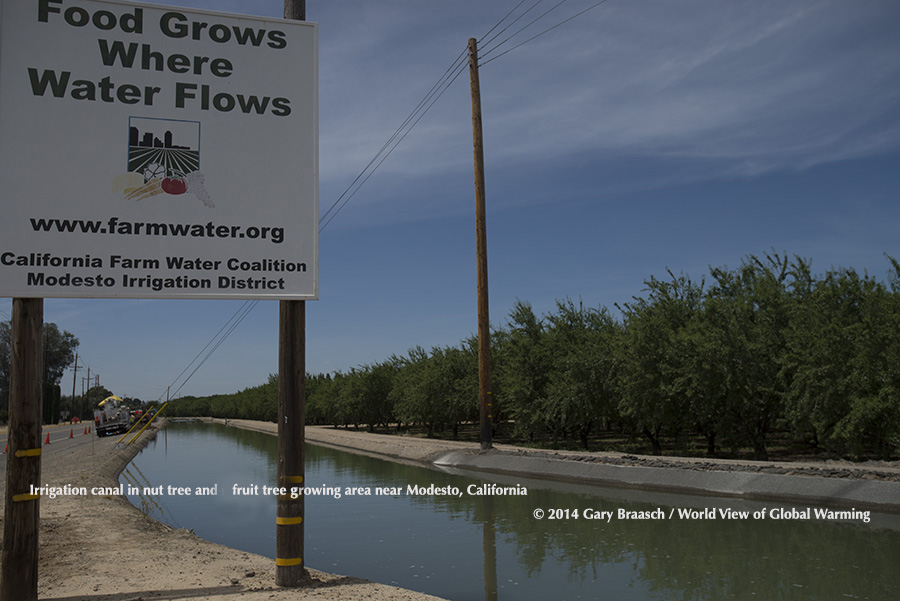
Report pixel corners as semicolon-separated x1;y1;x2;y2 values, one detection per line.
275;0;309;589
0;298;44;601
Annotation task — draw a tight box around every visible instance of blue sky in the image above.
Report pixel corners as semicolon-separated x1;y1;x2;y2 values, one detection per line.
4;0;900;403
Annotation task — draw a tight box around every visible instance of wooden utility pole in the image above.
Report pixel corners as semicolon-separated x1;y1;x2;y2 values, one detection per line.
276;301;307;586
283;0;305;20
469;37;493;451
276;0;309;588
1;298;43;601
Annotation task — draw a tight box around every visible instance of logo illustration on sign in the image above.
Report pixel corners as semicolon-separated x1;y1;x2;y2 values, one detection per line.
112;116;213;207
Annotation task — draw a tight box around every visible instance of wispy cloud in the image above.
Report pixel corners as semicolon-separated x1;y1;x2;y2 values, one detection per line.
318;0;900;206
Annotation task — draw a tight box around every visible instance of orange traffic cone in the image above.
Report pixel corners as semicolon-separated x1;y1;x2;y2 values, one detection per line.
3;441;7;454
84;426;88;435
69;429;74;439
44;432;51;445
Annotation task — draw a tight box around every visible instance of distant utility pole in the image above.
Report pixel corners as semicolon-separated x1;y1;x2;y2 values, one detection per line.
83;366;91;417
469;38;493;451
70;351;79;414
276;0;309;589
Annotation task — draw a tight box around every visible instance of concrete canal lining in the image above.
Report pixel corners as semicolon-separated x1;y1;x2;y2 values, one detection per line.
432;449;900;512
224;419;900;513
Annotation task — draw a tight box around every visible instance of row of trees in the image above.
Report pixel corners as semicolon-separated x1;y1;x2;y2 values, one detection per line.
0;320;80;424
169;253;900;461
0;320;142;423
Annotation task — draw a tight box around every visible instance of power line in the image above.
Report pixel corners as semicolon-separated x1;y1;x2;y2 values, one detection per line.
161;51;474;399
159;300;259;401
319;49;469;233
321;0;614;233
481;0;570;60
480;0;548;51
319;47;468;229
479;0;533;48
156;0;617;398
481;0;612;66
166;300;253;391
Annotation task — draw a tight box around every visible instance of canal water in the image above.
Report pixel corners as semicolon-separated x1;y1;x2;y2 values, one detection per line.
122;422;900;601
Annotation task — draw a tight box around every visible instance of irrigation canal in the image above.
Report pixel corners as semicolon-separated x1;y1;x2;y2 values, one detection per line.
121;421;900;601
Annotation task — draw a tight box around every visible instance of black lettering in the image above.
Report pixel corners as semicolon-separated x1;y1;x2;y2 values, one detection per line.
70;79;95;100
121;8;143;33
160;12;188;38
28;68;70;98
175;82;197;108
117;84;141;104
210;58;233;78
233;26;266;47
92;10;117;30
65;6;90;27
142;44;165;71
38;0;62;23
208;24;231;43
39;1;143;33
213;92;234;112
98;40;139;68
267;30;287;49
237;95;269;114
98;76;115;102
167;54;190;74
192;21;208;40
272;97;291;117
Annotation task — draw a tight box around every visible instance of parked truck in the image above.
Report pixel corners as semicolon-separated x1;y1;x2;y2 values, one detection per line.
94;395;130;437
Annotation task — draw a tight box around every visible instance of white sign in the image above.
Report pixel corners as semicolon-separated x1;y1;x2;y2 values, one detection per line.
0;0;317;299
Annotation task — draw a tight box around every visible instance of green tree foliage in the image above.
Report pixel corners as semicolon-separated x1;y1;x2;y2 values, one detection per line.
0;320;79;423
541;300;621;449
169;253;900;461
169;375;278;421
42;323;79;389
618;272;704;455
786;258;900;458
497;301;551;442
390;345;477;438
701;254;795;460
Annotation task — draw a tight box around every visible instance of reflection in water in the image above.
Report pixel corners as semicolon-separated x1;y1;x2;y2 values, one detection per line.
123;422;900;601
483;498;498;601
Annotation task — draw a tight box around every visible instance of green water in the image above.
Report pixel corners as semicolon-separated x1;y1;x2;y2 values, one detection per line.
122;422;900;601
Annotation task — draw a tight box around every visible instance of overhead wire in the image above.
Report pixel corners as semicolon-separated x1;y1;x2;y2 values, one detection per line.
481;0;612;66
480;0;570;59
159;49;472;398
165;300;255;394
158;300;258;401
157;0;615;399
166;300;259;400
319;47;468;228
319;49;470;233
163;50;475;394
321;0;614;232
479;0;535;48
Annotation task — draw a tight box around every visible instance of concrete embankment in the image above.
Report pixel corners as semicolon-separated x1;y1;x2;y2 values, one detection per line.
223;419;900;513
